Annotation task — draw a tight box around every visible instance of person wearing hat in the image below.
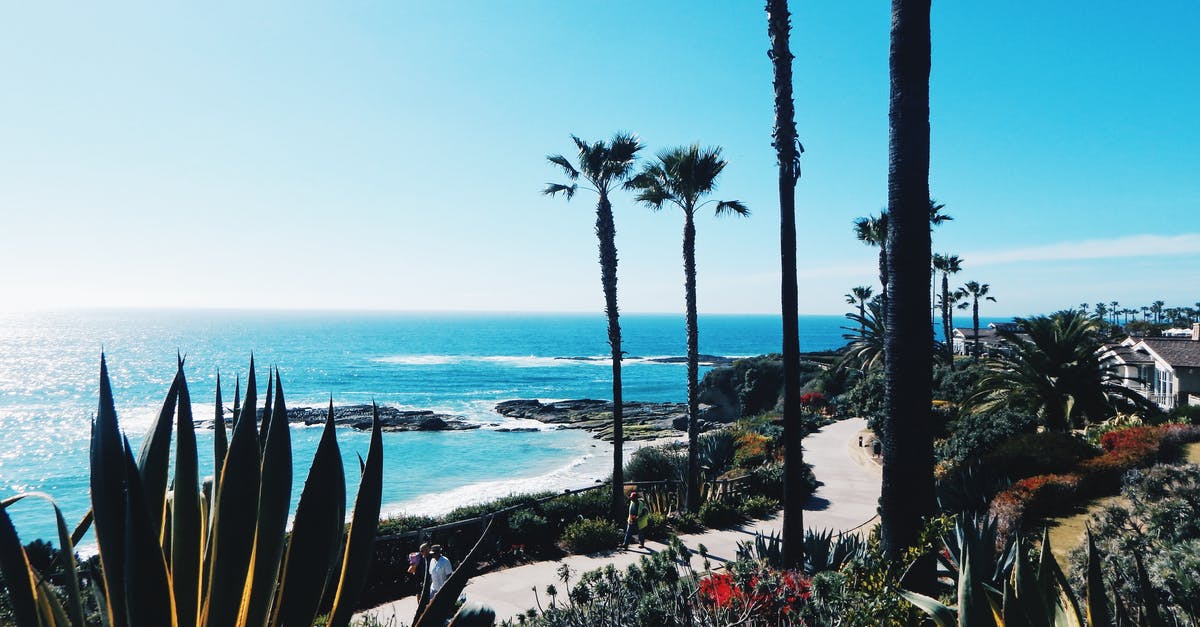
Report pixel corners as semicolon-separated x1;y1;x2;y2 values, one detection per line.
427;544;453;597
621;490;649;549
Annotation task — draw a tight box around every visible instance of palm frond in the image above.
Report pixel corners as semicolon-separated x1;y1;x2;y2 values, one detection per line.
714;200;749;217
545;154;579;180
542;183;577;200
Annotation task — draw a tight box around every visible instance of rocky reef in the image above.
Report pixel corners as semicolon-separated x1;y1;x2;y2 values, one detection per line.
493;399;719;441
197;404;479;432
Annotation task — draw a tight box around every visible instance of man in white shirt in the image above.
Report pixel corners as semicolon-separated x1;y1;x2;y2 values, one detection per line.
428;544;453;598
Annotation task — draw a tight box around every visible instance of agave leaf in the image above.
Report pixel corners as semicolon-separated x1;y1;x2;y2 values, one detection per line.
71;509;94;548
92;354;129;627
241;371;293;627
137;364;182;541
1133;550;1165;627
326;402;384;627
123;438;178;627
173;362;202;627
213;371;228;489
415;518;496;627
259;367;274;451
36;574;74;626
201;358;261;627
272;399;347;627
1040;530;1084;627
0;504;41;626
898;589;958;627
959;543;997;627
6;492;88;626
1084;529;1114;627
1011;532;1052;627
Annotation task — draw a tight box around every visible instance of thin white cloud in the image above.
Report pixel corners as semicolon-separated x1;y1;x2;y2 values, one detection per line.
968;233;1200;266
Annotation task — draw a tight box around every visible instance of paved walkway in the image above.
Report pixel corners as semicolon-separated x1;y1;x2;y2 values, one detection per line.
357;418;880;625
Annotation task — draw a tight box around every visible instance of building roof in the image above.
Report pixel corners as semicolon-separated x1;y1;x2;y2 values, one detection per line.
1105;345;1154;365
1139;338;1200;368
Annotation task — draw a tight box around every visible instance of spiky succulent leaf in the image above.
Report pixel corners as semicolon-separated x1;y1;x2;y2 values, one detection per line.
123;438;177;627
899;589;957;627
172;362;202;627
272;399;347;627
92;354;129;626
137;364;182;540
0;503;41;626
1084;529;1114;627
326;402;384;627
242;371;293;627
415;518;496;627
201;358;261;626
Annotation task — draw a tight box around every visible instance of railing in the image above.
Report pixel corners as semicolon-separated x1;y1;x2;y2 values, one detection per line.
1189;394;1200;407
1150;392;1177;410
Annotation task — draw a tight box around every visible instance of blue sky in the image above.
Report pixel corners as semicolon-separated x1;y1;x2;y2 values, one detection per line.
1;3;1196;317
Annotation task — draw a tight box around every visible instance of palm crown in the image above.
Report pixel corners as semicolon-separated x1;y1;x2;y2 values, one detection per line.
543;133;642;200
625;144;748;217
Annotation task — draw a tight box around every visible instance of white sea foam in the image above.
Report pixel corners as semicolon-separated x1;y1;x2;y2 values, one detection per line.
372;355;463;366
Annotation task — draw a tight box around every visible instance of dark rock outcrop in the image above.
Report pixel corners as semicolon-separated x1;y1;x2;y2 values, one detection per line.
494;399;716;441
198;405;479;433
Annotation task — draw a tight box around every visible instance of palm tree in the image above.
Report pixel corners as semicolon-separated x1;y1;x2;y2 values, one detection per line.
1109;300;1120;326
627;144;747;514
932;253;963;363
956;281;995;358
845;286;874;338
854;213;890;308
839;298;886;371
767;0;806;570
1151;300;1165;324
879;0;935;578
968;311;1159;431
544;133;643;521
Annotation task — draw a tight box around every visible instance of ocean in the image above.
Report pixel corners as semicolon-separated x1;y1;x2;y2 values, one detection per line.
0;310;854;548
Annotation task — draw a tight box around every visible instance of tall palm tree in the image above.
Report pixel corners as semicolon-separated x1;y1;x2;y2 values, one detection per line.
854;213;889;308
932;253;963;363
968;311;1158;431
879;0;935;579
1109;300;1120;326
839;298;886;371
845;286;874;338
627;144;748;514
956;281;995;358
544;133;643;521
1151;300;1165;324
767;0;805;569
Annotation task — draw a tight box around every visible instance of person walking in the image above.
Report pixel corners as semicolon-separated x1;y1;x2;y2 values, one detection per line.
427;544;453;598
621;490;649;549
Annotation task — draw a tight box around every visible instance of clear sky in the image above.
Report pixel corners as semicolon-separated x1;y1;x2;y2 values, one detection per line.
1;2;1197;317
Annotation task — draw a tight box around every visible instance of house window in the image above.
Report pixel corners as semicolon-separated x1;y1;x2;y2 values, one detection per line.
1155;368;1175;398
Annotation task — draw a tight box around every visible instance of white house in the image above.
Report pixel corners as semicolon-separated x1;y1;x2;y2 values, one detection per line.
951;322;1021;356
1102;323;1200;410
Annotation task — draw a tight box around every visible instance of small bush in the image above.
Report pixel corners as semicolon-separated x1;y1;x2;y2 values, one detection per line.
501;509;553;548
561;518;622;554
980;432;1098;480
643;512;670;541
732;432;772;469
939;408;1037;469
736;495;781;520
698;430;738;480
1169;404;1200;425
699;499;744;529
672;512;704;534
623;445;685;483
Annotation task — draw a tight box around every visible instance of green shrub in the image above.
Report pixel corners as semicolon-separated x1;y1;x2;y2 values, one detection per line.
744;461;816;501
736;495;780;520
502;509;553;548
623;445;685;483
540;487;609;530
672;512;704;534
939;408;1038;469
1170;403;1200;425
377;513;437;536
698;430;737;480
642;512;670;541
980;431;1098;480
561;518;622;554
698;499;743;528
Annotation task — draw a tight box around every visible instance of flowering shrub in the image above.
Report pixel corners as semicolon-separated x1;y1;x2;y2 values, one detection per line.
733;431;772;468
699;568;811;622
989;424;1200;539
799;392;826;407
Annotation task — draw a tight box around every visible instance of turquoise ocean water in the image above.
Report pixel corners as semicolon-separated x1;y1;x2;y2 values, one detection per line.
0;310;855;547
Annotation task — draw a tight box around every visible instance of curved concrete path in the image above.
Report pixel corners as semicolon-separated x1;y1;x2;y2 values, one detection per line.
357;418;880;625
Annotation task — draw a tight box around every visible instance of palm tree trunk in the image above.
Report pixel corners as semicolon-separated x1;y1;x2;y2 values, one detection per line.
595;194;625;522
941;271;952;364
859;300;866;338
767;0;804;570
878;246;889;309
881;0;935;592
972;298;981;359
683;210;701;514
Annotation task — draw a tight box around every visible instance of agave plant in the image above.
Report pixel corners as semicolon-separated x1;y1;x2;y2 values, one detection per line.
0;355;385;627
901;525;1119;626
